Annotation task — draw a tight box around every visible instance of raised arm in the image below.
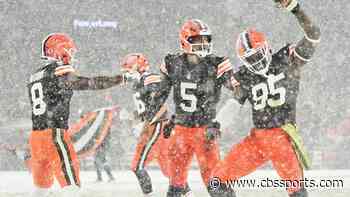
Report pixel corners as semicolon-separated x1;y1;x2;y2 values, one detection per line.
276;0;321;66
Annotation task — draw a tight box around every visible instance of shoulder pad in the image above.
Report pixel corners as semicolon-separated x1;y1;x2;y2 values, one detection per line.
29;69;46;83
272;44;292;64
165;53;182;61
161;53;181;76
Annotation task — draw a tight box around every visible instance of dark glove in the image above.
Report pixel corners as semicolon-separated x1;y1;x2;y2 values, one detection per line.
206;121;221;141
163;115;175;139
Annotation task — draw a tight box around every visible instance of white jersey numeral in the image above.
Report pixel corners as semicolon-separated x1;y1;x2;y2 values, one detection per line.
31;82;47;115
133;92;146;114
252;73;286;110
252;83;269;110
180;82;198;113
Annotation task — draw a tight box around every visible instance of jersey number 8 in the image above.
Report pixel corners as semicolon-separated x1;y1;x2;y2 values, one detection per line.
30;82;47;116
252;73;286;110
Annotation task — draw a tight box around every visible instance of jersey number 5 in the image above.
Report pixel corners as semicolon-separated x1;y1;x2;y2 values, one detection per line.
180;82;198;113
30;82;47;115
252;73;286;110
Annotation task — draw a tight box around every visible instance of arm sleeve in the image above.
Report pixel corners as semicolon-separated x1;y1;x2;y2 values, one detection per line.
147;59;173;118
288;5;321;67
144;82;167;122
215;57;240;91
154;69;172;107
143;74;162;94
65;74;124;91
231;71;248;105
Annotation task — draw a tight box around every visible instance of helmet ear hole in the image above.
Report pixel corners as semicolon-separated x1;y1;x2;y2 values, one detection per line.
47;48;54;56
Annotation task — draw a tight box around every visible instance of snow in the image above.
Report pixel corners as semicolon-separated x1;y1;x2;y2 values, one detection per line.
0;170;348;197
0;0;350;196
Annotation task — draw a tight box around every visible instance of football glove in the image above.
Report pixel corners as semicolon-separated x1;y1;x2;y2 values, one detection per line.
163;115;175;139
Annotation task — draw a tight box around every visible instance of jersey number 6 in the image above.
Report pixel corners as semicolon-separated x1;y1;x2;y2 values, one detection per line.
133;92;146;114
252;73;286;110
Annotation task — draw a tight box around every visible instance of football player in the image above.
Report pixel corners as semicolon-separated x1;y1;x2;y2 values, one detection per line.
94;128;115;182
120;53;193;197
154;19;238;197
211;1;321;197
27;33;125;197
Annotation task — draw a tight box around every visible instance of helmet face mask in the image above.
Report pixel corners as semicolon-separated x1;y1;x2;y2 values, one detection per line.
62;47;78;67
120;53;150;80
240;43;271;75
123;70;141;81
236;29;271;76
180;19;213;58
187;35;212;58
120;63;138;74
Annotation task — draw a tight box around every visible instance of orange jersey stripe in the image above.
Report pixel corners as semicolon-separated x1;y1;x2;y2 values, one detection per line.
217;59;233;78
230;76;240;87
55;65;75;76
144;75;161;86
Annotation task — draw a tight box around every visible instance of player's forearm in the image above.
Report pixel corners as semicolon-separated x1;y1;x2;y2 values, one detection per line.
154;73;172;106
292;4;321;44
71;75;124;90
147;92;169;124
89;75;124;90
221;69;241;94
287;1;321;64
151;88;170;109
232;86;247;105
